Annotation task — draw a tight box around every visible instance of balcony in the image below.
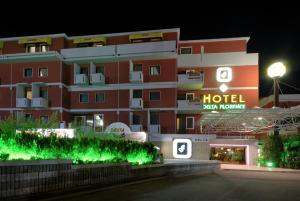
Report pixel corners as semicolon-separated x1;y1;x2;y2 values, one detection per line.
117;40;177;60
130;98;143;109
130;71;143;83
177;52;258;67
177;100;202;112
177;74;204;90
61;45;116;63
31;97;48;108
130;124;143;132
16;98;31;108
90;73;105;84
74;74;88;85
149;125;160;134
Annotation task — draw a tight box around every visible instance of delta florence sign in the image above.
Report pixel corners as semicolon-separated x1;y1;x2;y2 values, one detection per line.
202;94;246;110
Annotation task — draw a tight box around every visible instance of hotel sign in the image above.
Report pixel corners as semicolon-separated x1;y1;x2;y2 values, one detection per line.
202;94;246;110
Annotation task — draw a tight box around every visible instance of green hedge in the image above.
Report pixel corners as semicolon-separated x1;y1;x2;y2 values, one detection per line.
0;115;157;165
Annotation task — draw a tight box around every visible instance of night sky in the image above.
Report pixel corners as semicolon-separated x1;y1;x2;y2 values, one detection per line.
1;6;299;98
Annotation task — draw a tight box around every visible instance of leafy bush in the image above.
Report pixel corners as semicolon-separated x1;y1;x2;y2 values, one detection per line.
0;115;157;165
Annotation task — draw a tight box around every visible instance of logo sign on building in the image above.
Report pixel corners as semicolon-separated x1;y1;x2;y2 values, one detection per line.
216;67;232;83
173;139;192;159
202;94;246;110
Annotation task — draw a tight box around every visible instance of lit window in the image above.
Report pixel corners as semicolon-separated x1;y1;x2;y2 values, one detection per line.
26;45;36;53
40;44;49;52
180;47;192;54
150;91;160;101
79;93;89;103
186;117;194;129
24;68;33;77
39;68;48;77
95;93;105;103
150;65;160;75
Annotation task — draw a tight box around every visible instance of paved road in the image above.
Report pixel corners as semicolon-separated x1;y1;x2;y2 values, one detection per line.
39;170;300;201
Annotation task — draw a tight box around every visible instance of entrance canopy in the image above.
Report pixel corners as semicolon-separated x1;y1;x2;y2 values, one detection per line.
200;106;300;134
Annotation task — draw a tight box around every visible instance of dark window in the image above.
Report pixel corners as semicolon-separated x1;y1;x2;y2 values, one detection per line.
150;92;160;100
150;65;160;75
133;64;142;71
95;93;105;103
40;116;49;123
186;117;194;129
180;47;192;54
39;68;48;77
80;93;89;103
80;67;88;75
25;113;32;120
24;68;33;77
133;90;142;98
132;114;142;125
40;88;48;99
150;113;159;124
96;66;104;74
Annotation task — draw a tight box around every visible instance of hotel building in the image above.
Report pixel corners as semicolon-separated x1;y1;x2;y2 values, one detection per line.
0;28;259;164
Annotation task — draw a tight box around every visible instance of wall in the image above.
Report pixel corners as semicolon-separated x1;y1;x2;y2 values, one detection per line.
0;160;220;199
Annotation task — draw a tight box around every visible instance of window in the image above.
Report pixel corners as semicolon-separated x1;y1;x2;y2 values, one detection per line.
25;113;32;120
40;88;48;99
150;113;159;125
133;89;142;98
96;66;104;74
40;116;49;123
80;67;88;75
150;91;160;101
180;47;192;54
186;117;194;129
26;45;36;53
150;65;160;75
40;44;49;52
132;114;142;125
39;68;48;77
95;93;105;103
79;93;89;103
133;64;142;71
186;93;195;101
24;87;32;99
24;68;33;77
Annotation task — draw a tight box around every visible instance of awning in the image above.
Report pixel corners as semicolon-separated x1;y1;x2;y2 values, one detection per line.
18;37;52;45
129;32;163;42
73;37;106;44
0;41;3;49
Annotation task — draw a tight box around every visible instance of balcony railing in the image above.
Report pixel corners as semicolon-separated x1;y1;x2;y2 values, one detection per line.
74;74;88;85
130;71;143;82
177;74;204;90
31;97;48;108
117;40;177;58
149;124;160;134
16;98;31;108
130;98;143;109
177;100;202;109
130;124;143;132
90;73;105;84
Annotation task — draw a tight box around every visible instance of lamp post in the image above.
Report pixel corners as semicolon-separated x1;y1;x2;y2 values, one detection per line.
267;62;286;135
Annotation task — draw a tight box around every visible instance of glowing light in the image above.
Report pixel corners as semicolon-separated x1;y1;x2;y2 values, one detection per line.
216;67;232;82
266;161;274;167
267;62;286;78
219;84;228;92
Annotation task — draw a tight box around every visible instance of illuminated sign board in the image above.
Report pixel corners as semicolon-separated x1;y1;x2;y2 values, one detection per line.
202;94;246;110
173;139;192;159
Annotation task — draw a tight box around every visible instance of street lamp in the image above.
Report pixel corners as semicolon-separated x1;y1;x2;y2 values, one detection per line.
267;62;286;135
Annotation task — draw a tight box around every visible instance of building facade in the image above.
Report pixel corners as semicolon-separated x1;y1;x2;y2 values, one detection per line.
0;29;259;164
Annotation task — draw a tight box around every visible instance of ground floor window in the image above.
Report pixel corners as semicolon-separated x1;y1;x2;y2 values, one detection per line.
210;147;246;164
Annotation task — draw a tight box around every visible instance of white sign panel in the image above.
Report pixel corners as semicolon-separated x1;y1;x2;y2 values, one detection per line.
105;122;131;134
216;67;232;82
173;139;192;159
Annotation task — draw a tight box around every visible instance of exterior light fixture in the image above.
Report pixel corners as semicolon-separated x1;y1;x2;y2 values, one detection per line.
267;62;286;78
219;83;228;93
216;67;232;82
